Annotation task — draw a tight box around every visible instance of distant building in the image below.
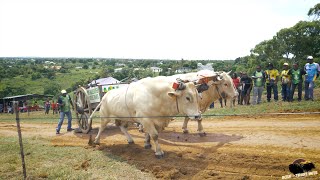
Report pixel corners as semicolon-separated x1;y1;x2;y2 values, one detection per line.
114;68;123;73
197;63;213;71
44;61;55;65
175;67;192;73
150;67;162;73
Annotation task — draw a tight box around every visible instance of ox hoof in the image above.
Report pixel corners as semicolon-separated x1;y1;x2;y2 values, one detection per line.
144;144;152;149
93;141;100;145
183;129;189;134
139;129;144;133
199;132;206;137
128;141;135;144
155;153;165;159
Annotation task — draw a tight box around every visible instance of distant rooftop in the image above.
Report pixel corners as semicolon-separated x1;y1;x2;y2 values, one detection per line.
88;77;120;86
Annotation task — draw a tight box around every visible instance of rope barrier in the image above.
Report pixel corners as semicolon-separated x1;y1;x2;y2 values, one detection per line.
0;111;319;121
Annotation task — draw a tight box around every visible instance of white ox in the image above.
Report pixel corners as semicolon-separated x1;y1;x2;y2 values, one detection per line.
171;70;239;135
88;76;201;158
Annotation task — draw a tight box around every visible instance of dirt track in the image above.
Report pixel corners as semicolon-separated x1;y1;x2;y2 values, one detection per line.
1;114;320;179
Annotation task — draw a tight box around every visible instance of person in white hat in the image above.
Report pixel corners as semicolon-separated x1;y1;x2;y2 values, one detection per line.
280;62;291;101
56;89;74;134
304;56;320;101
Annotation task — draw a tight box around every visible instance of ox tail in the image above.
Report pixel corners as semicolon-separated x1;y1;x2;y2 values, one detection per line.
88;100;103;127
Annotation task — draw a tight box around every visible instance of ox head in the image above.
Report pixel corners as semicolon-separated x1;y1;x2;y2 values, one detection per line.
211;71;239;100
168;82;201;120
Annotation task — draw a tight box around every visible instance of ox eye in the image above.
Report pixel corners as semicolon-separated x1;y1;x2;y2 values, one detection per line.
186;97;191;101
224;84;228;87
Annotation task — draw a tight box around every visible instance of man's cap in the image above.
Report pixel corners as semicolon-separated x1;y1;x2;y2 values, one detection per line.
283;63;289;66
307;56;313;60
61;90;67;94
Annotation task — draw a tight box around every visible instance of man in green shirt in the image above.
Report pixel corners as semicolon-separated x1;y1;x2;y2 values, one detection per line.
251;65;266;105
56;90;74;134
288;62;306;102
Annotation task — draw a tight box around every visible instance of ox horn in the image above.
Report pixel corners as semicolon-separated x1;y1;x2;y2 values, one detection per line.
226;70;232;75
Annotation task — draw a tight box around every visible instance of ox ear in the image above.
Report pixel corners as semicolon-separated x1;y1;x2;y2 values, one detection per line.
168;91;181;98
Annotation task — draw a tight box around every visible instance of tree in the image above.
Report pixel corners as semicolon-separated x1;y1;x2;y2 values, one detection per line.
83;64;89;69
31;72;42;80
43;83;61;96
308;3;320;20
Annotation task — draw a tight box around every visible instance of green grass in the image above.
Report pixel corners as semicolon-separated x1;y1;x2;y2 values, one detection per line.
204;99;320;117
0;136;154;180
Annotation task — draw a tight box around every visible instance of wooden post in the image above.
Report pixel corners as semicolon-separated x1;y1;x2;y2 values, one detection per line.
14;102;27;179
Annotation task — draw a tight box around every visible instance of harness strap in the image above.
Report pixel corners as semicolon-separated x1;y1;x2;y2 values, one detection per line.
176;96;180;113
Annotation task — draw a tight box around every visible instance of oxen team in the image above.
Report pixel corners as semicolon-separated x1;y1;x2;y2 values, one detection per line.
88;70;238;158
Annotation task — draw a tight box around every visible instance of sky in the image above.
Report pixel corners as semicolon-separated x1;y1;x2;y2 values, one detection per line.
0;0;318;60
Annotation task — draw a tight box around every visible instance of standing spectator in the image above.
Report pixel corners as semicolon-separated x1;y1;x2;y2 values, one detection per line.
232;72;241;106
240;72;253;105
238;72;244;104
56;90;74;134
51;100;57;114
44;98;51;114
288;62;306;102
265;63;279;102
219;93;226;108
304;56;320;101
281;63;291;101
251;65;266;105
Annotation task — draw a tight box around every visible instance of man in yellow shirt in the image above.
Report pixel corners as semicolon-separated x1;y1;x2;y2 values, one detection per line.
281;63;291;101
265;63;280;102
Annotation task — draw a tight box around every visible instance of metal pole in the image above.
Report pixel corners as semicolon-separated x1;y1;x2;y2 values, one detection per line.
14;102;27;179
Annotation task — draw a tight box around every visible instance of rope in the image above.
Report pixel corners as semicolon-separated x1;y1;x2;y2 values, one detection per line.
1;112;319;121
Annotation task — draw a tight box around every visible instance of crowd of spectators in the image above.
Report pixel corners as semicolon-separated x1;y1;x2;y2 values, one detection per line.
230;56;320;105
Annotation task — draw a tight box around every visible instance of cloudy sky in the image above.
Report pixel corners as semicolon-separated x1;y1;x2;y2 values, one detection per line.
0;0;318;60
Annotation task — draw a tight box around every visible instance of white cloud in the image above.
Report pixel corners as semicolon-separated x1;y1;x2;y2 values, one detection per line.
0;0;318;60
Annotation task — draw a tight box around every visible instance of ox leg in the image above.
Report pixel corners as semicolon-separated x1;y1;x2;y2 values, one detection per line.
94;119;110;144
145;124;164;158
119;125;134;144
197;119;206;137
138;123;144;133
182;117;190;134
144;133;152;149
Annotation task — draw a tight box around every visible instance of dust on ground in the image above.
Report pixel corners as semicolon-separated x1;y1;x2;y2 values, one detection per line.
1;114;319;179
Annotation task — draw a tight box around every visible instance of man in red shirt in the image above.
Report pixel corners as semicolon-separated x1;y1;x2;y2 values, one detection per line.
232;72;241;106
